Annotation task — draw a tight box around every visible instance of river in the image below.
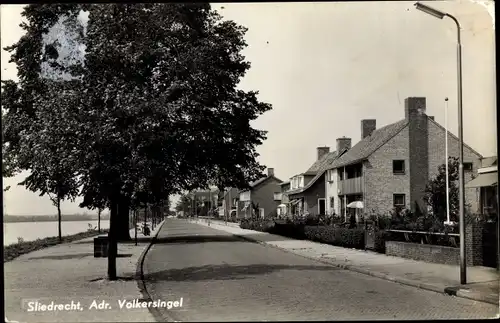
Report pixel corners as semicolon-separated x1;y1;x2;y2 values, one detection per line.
3;220;111;246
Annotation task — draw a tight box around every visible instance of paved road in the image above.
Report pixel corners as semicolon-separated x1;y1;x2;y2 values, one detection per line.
143;219;498;321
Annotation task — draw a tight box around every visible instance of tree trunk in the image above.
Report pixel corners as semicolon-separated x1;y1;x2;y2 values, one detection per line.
108;195;119;281
134;209;138;246
57;198;62;243
116;196;131;241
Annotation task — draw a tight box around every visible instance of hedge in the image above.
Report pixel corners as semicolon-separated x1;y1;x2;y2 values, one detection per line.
240;218;274;232
304;226;365;249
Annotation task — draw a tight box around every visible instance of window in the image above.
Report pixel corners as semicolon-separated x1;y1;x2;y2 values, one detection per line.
464;162;473;171
259;208;265;218
393;160;405;174
393;194;406;207
328;170;335;182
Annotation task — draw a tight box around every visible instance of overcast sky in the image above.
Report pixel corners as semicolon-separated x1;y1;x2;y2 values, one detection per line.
1;1;496;216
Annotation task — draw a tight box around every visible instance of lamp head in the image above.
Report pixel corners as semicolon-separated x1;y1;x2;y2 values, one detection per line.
414;2;446;19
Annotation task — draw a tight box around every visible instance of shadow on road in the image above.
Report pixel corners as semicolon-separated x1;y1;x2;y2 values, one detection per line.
26;253;133;260
143;263;337;282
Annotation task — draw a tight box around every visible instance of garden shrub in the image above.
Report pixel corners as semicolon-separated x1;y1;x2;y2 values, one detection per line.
304;226;365;249
270;218;306;239
239;218;274;232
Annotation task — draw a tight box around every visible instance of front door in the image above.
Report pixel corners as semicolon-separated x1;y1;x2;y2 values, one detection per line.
319;199;326;215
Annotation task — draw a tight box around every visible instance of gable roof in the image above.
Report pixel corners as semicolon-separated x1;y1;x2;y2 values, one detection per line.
428;117;483;159
246;175;283;190
328;116;483;170
288;151;340;195
305;151;332;173
328;119;408;169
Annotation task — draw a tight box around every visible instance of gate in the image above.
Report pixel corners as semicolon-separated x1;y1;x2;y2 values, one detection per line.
482;221;498;268
365;220;375;250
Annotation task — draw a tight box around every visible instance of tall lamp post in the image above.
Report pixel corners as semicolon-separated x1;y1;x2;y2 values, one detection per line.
414;2;467;284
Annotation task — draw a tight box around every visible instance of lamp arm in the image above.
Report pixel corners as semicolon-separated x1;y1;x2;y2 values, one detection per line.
445;13;461;45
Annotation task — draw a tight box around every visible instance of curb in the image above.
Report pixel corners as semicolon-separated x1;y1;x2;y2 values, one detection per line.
190;220;499;306
136;220;180;323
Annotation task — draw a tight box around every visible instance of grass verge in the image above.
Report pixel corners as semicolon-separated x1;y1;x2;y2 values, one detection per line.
4;229;109;263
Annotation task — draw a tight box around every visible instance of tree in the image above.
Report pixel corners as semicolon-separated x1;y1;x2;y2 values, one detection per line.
424;157;460;222
176;194;194;212
2;4;271;281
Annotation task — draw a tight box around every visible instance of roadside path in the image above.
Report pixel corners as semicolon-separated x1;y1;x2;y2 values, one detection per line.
4;220;165;323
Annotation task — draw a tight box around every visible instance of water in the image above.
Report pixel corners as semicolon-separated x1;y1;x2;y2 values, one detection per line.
3;220;110;246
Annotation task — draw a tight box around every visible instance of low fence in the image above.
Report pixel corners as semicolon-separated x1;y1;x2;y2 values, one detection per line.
380;221;495;267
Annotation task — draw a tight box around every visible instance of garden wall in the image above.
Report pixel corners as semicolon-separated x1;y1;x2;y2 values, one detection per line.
384;222;487;266
385;241;461;265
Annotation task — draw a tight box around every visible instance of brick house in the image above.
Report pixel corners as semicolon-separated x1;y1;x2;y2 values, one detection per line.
466;156;498;216
325;97;483;219
286;146;344;216
237;168;283;219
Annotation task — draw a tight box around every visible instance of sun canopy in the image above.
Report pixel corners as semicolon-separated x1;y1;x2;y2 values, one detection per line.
347;201;364;209
465;172;498;188
278;204;287;208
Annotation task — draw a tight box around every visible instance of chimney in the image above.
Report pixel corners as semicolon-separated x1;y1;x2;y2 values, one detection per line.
267;168;274;177
336;137;352;153
361;119;376;139
405;96;429;215
405;97;426;120
317;147;330;160
429;116;434;121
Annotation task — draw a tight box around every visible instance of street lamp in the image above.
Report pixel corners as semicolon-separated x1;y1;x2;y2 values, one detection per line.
415;2;467;284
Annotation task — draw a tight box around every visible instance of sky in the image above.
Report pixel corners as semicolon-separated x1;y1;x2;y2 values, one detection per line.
1;1;496;216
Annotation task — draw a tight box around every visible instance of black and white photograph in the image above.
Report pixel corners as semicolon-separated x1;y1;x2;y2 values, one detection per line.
2;1;497;322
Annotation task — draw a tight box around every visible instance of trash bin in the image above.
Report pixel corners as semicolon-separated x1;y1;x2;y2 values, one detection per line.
94;236;109;258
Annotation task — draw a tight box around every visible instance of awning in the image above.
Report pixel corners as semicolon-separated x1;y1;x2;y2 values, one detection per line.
290;199;300;206
465;172;498;188
278;204;286;208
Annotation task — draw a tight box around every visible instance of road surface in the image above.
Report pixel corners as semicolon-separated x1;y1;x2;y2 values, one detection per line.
142;219;498;321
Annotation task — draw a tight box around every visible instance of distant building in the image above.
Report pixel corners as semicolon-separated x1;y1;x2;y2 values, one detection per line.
238;168;283;219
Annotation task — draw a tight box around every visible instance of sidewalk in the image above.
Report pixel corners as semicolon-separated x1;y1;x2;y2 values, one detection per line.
4;220;165;323
189;218;499;306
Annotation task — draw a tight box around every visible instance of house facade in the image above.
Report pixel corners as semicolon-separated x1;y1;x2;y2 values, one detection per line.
466;156;498;216
221;187;239;219
285;146;343;216
325;97;483;219
238;168;283;219
191;188;220;216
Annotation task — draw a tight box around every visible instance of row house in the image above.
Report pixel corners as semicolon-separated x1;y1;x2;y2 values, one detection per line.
325;97;483;219
283;145;345;216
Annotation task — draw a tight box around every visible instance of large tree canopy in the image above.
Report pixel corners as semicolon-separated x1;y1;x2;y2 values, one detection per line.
2;3;271;279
